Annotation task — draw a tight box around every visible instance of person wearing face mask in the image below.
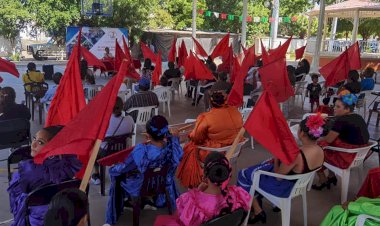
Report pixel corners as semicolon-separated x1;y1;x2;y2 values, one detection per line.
7;126;82;226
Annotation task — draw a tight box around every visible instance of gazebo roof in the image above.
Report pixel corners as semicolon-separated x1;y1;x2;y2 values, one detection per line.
307;0;380;18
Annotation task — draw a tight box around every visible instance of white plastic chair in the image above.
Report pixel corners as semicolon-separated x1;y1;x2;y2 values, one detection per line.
243;169;319;226
355;214;380;226
168;77;182;98
84;85;103;103
323;141;377;203
241;95;251;110
132;83;139;95
153;87;172;117
293;81;307;109
241;108;255;150
126;106;158;146
356;90;372;118
195;82;215;101
197;138;248;164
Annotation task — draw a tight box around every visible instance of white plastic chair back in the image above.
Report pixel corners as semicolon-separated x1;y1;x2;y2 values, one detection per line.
132;83;139;94
153;87;172;117
241;108;253;122
294;81;307;95
355;214;380;226
168;78;181;95
242;96;250;109
84;85;103;102
289;170;316;198
127;106;157;146
198;138;248;162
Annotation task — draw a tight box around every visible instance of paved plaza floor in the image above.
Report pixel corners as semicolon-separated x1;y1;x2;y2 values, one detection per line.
0;61;379;225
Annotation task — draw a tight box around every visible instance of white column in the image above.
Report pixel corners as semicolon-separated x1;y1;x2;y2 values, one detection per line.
352;9;359;43
328;17;338;51
321;16;328;51
311;0;326;72
241;0;248;47
270;0;280;49
192;0;197;39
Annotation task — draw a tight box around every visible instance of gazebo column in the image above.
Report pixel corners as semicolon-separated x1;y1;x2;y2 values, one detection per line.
329;17;338;51
351;9;359;43
241;0;248;47
270;0;280;49
321;16;329;51
311;0;326;72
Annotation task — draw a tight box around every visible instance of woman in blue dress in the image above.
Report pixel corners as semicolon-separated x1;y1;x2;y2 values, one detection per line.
7;126;82;226
105;115;183;225
237;114;326;224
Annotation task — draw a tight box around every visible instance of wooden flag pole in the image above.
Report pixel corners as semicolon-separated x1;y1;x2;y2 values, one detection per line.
226;127;246;160
80;139;102;191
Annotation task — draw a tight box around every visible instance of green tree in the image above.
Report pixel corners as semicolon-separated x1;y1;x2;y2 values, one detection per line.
165;0;205;30
25;0;81;44
148;6;174;29
0;0;31;46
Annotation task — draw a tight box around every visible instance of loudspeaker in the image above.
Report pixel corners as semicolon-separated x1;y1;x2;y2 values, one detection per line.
42;65;54;80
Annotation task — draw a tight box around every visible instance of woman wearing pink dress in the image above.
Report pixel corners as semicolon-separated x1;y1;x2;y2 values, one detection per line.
154;152;251;226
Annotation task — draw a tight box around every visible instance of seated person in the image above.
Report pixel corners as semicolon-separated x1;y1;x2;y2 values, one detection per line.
177;91;243;188
0;86;31;121
103;47;114;59
22;62;45;92
287;65;296;86
205;72;232;110
44;188;89;226
154;76;169;89
40;72;63;104
81;59;95;82
238;114;325;223
141;58;154;81
313;94;369;190
163;62;181;79
295;59;310;80
91;97;134;185
125;77;159;121
338;70;361;95
360;67;375;91
104;115;183;225
154;152;251;226
7;126;82;226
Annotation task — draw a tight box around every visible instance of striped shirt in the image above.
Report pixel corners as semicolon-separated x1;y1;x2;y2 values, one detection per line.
124;91;159;121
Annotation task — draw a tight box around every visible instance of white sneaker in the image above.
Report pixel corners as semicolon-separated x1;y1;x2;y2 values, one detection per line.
91;177;100;185
143;204;157;210
103;224;111;226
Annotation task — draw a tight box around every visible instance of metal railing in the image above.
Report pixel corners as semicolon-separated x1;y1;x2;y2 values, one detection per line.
322;40;380;53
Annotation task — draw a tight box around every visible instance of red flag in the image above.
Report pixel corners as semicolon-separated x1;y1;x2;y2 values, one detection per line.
114;39;127;71
263;37;292;65
259;58;294;103
126;63;141;80
244;45;256;68
227;55;251;107
35;61;129;176
0;76;3;83
178;40;188;68
45;45;86;127
320;42;361;86
241;44;248;55
261;40;270;65
295;45;306;60
184;52;196;80
217;46;233;73
140;41;157;63
0;57;19;77
192;37;208;57
80;47;106;70
229;56;241;83
152;51;162;86
98;147;134;166
168;37;177;63
211;33;230;59
122;36;132;61
244;90;299;164
193;54;214;80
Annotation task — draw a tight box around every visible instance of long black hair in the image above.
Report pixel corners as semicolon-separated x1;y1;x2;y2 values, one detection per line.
44;188;88;226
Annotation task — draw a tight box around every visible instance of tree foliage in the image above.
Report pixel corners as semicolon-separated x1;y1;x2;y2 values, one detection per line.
0;0;31;43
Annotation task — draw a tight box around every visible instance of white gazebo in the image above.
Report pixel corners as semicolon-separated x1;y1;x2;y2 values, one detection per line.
306;0;380;69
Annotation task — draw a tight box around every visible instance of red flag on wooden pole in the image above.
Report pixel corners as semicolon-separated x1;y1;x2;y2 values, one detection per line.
114;39;127;71
211;33;230;59
295;45;306;60
244;90;299;164
227;55;251;107
45;44;86;127
35;60;129;184
192;37;208;57
168;37;177;63
80;47;106;70
122;36;132;61
259;58;294;103
261;40;270;65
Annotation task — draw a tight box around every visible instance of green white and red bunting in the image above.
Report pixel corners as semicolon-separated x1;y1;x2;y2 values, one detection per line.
198;9;298;23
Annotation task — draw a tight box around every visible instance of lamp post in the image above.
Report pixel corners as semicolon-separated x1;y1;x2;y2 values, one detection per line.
241;0;248;47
